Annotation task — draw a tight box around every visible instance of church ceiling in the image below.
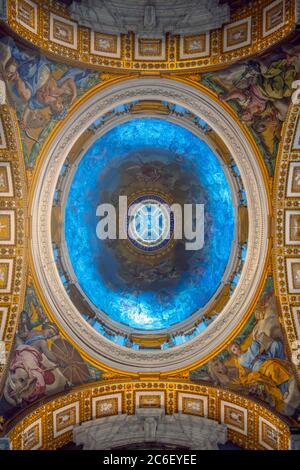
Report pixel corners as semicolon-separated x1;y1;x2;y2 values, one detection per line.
0;0;299;451
0;0;297;72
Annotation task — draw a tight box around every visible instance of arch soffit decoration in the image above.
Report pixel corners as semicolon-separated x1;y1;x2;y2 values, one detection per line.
273;95;300;381
29;77;271;374
0;104;28;388
5;380;291;450
1;0;297;73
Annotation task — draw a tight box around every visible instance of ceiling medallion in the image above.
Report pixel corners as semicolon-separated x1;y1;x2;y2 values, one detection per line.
127;194;174;253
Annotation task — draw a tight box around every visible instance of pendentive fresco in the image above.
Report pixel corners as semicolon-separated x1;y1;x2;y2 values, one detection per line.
0;0;299;451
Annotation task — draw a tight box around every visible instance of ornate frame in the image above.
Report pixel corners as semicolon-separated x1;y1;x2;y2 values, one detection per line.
273;100;300;378
29;78;271;373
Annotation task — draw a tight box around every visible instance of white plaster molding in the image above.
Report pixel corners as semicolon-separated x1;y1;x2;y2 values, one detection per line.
30;78;270;372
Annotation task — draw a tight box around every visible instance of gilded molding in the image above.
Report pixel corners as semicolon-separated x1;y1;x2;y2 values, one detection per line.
29;78;271;373
5;380;291;450
0;104;28;384
2;0;296;73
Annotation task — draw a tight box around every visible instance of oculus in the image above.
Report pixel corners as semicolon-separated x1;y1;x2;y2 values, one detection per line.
127;194;174;252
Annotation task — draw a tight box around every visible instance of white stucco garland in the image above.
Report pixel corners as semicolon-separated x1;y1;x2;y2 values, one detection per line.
31;78;269;372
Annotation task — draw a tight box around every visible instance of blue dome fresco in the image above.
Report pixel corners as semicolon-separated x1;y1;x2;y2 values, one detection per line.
64;118;235;330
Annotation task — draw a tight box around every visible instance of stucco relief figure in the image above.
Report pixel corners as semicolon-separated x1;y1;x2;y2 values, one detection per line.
144;417;158;441
144;5;156;29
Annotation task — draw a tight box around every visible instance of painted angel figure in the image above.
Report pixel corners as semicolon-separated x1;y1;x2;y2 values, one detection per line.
0;37;94;130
